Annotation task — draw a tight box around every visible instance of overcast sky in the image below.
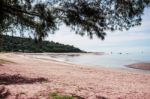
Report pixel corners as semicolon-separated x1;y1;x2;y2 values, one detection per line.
47;8;150;53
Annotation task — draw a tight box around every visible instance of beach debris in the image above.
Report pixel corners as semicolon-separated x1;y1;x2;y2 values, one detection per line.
0;86;10;99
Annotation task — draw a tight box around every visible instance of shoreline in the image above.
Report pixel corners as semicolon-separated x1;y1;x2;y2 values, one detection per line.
16;52;106;67
18;52;150;73
0;53;150;99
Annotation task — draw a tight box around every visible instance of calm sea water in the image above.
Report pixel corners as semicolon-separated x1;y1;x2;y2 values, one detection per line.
30;52;150;73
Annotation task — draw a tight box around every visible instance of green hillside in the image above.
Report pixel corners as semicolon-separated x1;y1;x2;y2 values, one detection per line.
0;35;83;53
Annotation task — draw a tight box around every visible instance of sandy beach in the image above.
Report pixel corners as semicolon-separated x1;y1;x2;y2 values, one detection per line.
0;53;150;99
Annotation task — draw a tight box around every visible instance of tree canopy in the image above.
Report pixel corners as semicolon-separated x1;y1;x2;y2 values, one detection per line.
0;0;150;41
0;35;83;53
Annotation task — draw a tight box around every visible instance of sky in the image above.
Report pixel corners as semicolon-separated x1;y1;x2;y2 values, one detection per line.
47;8;150;53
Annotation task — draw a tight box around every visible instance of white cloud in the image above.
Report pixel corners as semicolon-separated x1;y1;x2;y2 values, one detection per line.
46;8;150;52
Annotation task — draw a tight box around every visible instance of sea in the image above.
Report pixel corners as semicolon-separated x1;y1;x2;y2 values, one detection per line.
28;51;150;73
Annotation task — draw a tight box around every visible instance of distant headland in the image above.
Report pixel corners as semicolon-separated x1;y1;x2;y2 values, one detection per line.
0;35;84;53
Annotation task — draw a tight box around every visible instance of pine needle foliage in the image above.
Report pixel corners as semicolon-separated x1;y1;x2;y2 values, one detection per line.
0;0;150;41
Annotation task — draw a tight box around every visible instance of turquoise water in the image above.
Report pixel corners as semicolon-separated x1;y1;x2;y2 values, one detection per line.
49;52;150;72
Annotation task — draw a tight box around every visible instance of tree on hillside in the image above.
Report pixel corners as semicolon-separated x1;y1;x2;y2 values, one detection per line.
0;0;150;41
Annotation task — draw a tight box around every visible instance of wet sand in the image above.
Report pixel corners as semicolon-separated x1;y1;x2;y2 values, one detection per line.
127;63;150;71
0;53;150;99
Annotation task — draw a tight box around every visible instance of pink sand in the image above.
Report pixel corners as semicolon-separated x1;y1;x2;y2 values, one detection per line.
0;53;150;99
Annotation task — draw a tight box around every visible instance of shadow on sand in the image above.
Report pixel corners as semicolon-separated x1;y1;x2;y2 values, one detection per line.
0;74;48;85
0;74;48;98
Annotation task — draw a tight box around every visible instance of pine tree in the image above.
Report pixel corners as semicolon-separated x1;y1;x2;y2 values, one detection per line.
0;0;150;41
